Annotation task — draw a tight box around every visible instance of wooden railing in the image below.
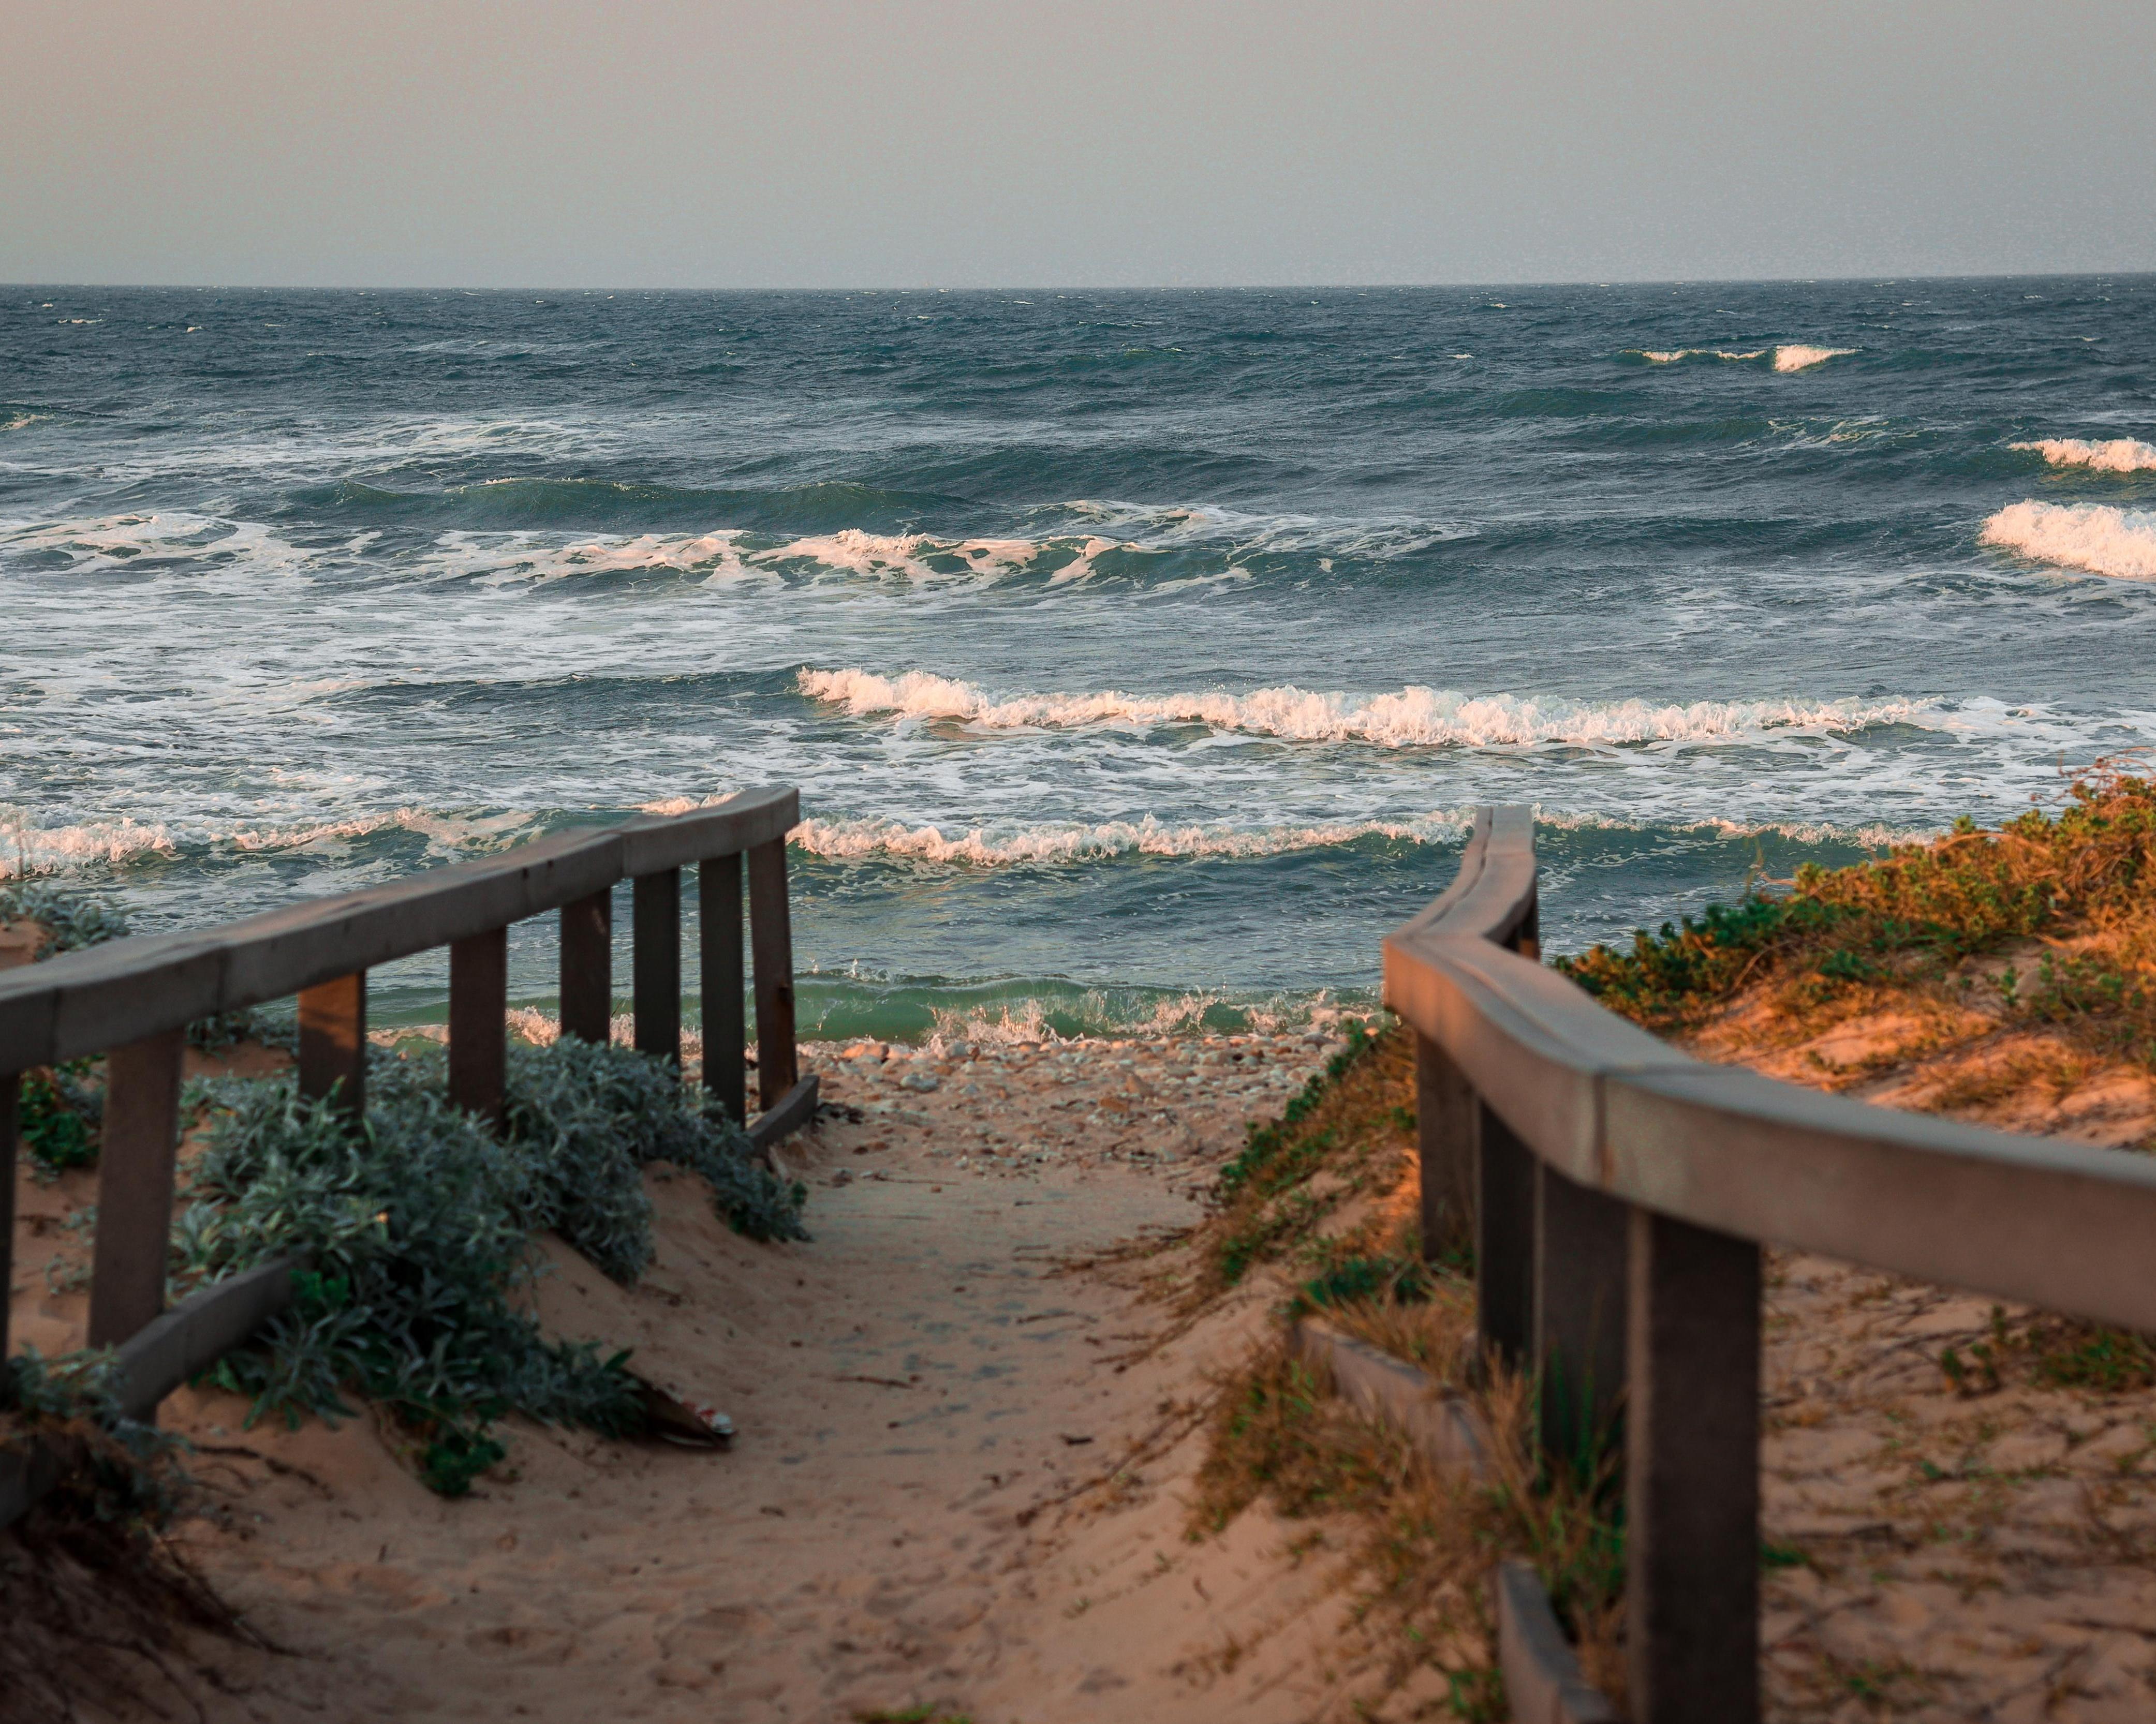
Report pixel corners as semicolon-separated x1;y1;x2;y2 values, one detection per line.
0;786;811;1520
1386;805;2156;1724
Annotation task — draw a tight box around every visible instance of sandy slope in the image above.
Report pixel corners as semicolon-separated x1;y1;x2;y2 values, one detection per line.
1668;980;2156;1720
11;1029;1415;1722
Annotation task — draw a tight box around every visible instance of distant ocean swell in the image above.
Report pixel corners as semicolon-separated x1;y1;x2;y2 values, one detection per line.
1;506;1457;589
796;667;1937;750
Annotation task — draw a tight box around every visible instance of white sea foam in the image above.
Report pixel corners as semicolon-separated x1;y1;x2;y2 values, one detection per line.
2011;437;2156;475
792;811;1470;867
0;804;540;876
1771;345;1856;372
1980;501;2156;582
1637;348;1766;364
1633;346;1852;371
0;512;319;577
797;668;1933;750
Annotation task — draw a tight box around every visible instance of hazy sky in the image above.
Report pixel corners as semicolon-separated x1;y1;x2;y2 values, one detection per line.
5;0;2153;288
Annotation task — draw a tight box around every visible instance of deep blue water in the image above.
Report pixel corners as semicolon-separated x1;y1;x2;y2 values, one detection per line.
5;280;2154;1036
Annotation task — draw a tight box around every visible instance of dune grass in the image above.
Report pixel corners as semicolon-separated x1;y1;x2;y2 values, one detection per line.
1187;1016;1627;1716
1557;765;2156;1073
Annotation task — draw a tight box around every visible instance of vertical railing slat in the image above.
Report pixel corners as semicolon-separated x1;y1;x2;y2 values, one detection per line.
449;926;508;1126
1476;1099;1535;1372
1414;1032;1478;1264
298;971;367;1119
633;868;681;1065
746;837;798;1108
700;853;746;1122
86;1028;186;1353
558;887;613;1046
1626;1206;1762;1724
1533;1161;1629;1466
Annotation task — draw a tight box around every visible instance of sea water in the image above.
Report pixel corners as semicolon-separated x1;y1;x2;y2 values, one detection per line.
4;280;2153;1038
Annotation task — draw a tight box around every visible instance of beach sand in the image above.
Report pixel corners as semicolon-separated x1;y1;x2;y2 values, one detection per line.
12;1027;1427;1722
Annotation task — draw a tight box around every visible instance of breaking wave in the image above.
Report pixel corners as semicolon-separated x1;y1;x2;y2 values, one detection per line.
792;811;1471;867
0;804;540;876
1633;346;1855;372
797;668;1935;750
2011;437;2156;475
1980;501;2156;582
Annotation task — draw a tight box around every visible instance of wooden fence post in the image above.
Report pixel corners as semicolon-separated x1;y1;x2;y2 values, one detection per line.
449;926;507;1127
1415;1032;1477;1263
1626;1206;1761;1724
700;853;746;1122
1512;888;1541;961
1476;1099;1535;1372
1534;1162;1629;1468
633;869;681;1065
1;1071;16;1376
559;887;613;1046
87;1028;186;1352
746;837;798;1108
298;971;367;1120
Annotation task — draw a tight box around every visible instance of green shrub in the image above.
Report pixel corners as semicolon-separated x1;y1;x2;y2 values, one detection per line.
174;1036;807;1489
18;1067;99;1174
0;878;131;956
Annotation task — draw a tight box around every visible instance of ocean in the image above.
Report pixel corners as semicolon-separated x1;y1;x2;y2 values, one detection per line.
4;279;2154;1040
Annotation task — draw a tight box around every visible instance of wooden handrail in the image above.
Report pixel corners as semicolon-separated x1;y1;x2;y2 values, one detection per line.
1384;805;2156;1723
1;785;813;1527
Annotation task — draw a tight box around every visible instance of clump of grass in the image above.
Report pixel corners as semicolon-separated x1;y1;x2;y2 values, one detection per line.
1195;1017;1411;1293
1559;767;2156;1061
1190;1327;1627;1712
173;1035;807;1492
17;1064;101;1175
1290;1250;1431;1317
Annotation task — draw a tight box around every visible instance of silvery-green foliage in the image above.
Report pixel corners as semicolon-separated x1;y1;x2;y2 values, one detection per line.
175;1035;805;1460
0;878;132;955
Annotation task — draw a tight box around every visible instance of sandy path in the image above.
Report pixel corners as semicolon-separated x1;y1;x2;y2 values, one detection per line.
9;1028;1399;1722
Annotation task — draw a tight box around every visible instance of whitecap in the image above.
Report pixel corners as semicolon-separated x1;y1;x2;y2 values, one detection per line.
1980;501;2156;582
791;811;1472;867
1771;345;1855;372
1631;346;1851;371
796;667;1936;751
2011;437;2156;475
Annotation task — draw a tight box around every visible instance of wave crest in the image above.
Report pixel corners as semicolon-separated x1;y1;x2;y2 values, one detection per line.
1980;501;2156;582
2011;437;2156;475
798;668;1931;749
792;812;1469;867
1632;346;1854;372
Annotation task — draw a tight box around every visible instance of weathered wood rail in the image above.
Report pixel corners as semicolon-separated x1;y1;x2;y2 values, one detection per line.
1;786;813;1525
1389;805;2156;1722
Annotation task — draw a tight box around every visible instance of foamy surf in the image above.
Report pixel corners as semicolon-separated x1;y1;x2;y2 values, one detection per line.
2011;437;2156;475
792;811;1471;868
0;805;542;877
797;668;1933;750
1980;501;2156;582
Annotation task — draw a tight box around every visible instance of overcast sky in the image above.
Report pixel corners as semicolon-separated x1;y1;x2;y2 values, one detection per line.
5;0;2152;288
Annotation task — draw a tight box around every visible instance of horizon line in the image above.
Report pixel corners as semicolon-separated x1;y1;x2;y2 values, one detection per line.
6;268;2155;297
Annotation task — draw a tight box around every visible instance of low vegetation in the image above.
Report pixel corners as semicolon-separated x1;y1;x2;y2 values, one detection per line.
1557;765;2156;1073
5;878;811;1497
178;1036;806;1494
1188;1015;1626;1716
